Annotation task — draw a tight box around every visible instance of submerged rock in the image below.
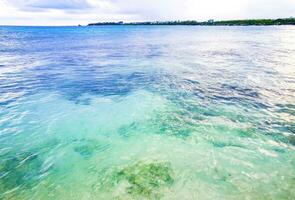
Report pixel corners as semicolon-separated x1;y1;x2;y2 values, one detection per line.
153;112;196;138
0;151;43;194
73;139;110;159
105;161;174;199
117;122;139;138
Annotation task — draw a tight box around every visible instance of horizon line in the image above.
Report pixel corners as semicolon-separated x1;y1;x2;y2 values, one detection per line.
1;17;294;27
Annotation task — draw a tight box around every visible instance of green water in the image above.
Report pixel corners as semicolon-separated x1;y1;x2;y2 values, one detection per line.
1;91;294;199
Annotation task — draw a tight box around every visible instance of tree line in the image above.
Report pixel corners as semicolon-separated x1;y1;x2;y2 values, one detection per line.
88;18;295;26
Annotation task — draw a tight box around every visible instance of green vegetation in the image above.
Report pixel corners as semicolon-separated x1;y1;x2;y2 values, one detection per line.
117;161;174;198
88;18;295;26
99;161;174;199
211;18;295;26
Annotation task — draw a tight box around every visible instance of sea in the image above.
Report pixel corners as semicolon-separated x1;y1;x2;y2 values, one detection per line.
0;25;294;199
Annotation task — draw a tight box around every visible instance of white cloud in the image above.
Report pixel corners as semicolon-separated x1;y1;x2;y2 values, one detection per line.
0;0;294;25
8;0;92;11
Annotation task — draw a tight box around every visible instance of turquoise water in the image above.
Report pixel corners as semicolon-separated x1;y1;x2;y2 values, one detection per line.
0;26;295;199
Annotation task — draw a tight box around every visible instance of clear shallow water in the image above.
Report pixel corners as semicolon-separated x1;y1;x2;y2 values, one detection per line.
0;25;295;199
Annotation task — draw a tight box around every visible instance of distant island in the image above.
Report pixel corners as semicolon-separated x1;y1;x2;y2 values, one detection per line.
88;18;295;26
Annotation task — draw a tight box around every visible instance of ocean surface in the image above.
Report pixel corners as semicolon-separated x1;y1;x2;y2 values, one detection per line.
0;25;294;200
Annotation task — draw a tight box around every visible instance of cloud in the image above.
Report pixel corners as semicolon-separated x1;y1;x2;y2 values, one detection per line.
244;0;295;19
7;0;94;11
113;0;295;20
1;0;295;25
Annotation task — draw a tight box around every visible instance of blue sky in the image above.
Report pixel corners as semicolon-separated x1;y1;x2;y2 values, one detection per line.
0;0;295;25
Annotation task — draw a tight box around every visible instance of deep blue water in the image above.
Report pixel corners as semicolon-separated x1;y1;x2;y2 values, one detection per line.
0;26;295;199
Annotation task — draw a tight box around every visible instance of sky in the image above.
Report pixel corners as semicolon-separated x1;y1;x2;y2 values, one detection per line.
0;0;295;26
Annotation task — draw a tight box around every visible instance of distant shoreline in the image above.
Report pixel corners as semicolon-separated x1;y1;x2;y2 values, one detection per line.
88;18;295;26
